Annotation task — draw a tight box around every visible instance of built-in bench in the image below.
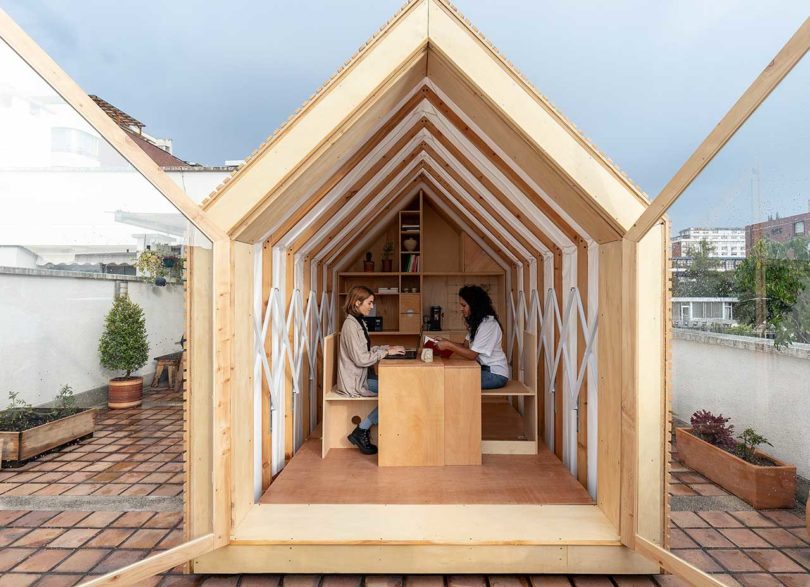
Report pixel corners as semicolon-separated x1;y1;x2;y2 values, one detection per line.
321;333;379;457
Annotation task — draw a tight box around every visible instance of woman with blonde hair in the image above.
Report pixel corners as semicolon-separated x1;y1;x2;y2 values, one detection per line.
336;285;404;455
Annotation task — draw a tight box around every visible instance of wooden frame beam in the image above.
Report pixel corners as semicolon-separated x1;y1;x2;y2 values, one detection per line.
626;17;810;243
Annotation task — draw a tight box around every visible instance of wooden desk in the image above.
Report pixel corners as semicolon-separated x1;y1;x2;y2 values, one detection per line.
377;357;481;467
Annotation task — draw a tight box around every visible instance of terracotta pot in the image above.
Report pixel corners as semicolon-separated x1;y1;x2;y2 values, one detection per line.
381;259;393;272
108;376;143;409
363;261;375;272
676;427;796;509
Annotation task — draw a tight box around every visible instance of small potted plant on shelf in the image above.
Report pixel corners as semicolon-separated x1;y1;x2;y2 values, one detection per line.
676;410;796;508
363;251;375;272
381;241;394;272
0;386;96;465
98;295;150;409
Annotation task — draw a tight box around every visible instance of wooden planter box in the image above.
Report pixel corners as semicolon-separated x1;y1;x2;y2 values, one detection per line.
676;427;796;509
0;409;97;463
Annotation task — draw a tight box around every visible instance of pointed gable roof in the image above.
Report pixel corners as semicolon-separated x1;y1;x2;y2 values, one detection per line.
203;0;648;245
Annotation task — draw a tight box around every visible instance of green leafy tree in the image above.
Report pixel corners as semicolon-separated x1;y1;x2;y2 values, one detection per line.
98;295;149;378
734;237;810;346
672;239;735;297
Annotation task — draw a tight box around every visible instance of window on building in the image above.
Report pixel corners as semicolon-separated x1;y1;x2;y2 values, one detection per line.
795;221;805;235
51;127;101;158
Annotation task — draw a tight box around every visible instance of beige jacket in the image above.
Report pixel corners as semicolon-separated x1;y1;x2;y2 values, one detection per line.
335;315;388;397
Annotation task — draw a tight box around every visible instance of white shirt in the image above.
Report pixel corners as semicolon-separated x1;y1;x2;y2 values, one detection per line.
465;316;510;378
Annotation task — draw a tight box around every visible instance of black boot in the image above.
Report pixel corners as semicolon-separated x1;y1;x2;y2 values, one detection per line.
347;425;377;455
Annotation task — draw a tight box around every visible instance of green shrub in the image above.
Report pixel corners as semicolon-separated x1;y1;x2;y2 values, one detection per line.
98;295;149;378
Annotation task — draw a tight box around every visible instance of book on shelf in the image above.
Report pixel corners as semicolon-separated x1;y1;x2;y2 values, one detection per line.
377;287;398;294
403;253;420;272
401;225;420;231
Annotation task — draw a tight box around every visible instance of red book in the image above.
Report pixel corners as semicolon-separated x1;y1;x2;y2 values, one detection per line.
423;336;453;358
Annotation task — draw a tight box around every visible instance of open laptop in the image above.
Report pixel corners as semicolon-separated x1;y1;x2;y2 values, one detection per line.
383;347;418;360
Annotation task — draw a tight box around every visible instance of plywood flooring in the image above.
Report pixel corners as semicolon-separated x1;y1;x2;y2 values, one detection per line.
262;431;592;506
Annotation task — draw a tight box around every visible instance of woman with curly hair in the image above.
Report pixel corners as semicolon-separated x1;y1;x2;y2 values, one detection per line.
434;285;509;389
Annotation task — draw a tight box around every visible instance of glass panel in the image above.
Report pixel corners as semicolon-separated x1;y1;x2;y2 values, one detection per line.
667;53;808;575
0;37;213;578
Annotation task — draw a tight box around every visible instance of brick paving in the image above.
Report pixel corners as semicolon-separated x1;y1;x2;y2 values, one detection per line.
0;390;806;586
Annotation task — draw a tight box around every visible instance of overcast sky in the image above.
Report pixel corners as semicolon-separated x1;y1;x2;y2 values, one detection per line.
1;1;807;232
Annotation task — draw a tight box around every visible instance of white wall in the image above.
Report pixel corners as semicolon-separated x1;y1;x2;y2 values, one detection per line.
0;268;184;409
672;329;810;478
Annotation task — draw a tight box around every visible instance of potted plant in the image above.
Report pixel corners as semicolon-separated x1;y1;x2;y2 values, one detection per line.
98;294;150;409
0;386;96;464
363;251;375;272
676;410;796;509
381;241;394;272
136;248;168;286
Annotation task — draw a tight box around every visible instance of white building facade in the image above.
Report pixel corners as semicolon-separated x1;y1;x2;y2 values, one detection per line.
671;227;746;258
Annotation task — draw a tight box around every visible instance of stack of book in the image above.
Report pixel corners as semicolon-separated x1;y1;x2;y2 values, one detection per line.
401;224;420;233
403;254;420;272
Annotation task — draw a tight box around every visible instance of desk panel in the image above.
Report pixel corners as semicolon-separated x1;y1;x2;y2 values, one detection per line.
444;363;481;465
378;362;444;467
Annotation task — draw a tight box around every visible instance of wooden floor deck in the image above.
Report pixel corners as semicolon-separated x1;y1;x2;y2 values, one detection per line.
261;434;592;506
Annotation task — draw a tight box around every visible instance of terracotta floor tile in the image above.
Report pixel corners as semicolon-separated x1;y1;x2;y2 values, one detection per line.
711;574;743;587
0;548;36;572
698;511;744;528
157;528;183;549
84;528;134;548
730;511;777;528
773;574;810;587
35;574;84;587
116;471;149;483
61;483;104;496
10;511;58;527
282;576;321;587
92;549;149;573
240;575;283;587
134;462;163;472
11;528;65;548
120;528;169;549
81;462;112;472
149;484;183;496
33;483;74;496
13;548;71;572
168;473;185;483
720;528;772;548
670;511;709;528
669;484;697;496
684;528;735;548
745;549;805;573
58;472;97;483
707;549;763;572
691;484;729;496
0;483;22;495
788;526;810;543
528;578;572;587
761;510;806;527
127;453;154;462
0;528;31;547
122;483;160;496
42;511;90;528
754;528;808;548
670;549;723;573
91;483;129;496
141;472;173;484
4;483;48;496
612;578;656;586
144;511;183;529
732;573;783;586
0;573;41;587
99;453;128;463
54;548;111;573
2;472;44;483
157;462;183;473
112;511;155;528
47;528;100;548
107;461;140;472
0;510;27;525
31;472;71;483
54;462;86;472
668;528;699;549
321;576;363;587
89;471;123;483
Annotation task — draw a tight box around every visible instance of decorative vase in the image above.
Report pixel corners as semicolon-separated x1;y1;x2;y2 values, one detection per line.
381;259;393;272
108;376;143;409
403;237;418;252
363;261;375;272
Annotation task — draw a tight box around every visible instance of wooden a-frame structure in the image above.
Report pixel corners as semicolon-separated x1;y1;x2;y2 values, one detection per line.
1;1;807;584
